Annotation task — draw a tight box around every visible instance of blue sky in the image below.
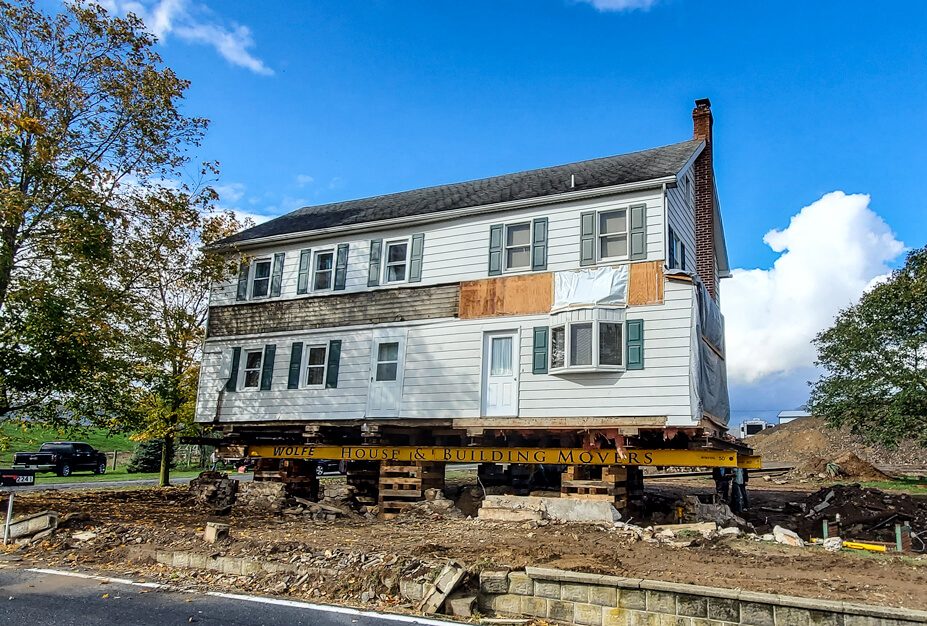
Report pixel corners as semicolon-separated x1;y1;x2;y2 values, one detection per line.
88;0;926;425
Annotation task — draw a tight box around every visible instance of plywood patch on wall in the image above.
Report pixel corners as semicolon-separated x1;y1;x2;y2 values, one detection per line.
459;273;553;319
628;261;664;306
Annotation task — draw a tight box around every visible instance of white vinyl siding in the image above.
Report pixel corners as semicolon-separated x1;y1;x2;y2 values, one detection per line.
209;188;665;306
666;165;696;271
196;280;697;426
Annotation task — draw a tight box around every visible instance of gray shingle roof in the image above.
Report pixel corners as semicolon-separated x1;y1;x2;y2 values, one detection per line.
219;139;702;246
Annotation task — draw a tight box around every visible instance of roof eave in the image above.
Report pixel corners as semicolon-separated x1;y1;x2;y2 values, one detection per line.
207;174;682;253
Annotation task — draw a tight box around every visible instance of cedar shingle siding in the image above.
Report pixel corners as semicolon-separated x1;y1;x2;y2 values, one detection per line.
207;283;460;337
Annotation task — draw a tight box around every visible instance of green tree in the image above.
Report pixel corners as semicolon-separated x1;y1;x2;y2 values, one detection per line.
0;0;205;427
809;246;927;448
123;181;244;486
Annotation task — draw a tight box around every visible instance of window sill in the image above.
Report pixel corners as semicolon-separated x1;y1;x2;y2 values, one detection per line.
549;366;625;375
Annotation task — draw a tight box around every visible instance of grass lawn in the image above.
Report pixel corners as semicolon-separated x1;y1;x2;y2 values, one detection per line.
0;423;136;464
854;476;927;494
32;467;210;484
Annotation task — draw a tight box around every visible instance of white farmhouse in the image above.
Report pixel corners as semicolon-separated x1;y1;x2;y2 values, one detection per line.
196;99;735;507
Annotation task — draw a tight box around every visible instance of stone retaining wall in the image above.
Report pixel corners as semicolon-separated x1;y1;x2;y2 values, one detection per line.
478;567;927;626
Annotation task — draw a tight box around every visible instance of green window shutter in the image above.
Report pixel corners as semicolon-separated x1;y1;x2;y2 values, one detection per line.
260;344;276;390
297;249;311;294
532;327;549;374
270;252;285;297
368;239;382;287
333;244;350;291
236;262;250;301
409;233;425;283
668;226;676;269
531;218;548;271
580;211;595;266
626;319;644;370
325;340;342;388
226;347;241;392
287;342;303;389
629;204;647;261
680;241;686;271
488;224;503;276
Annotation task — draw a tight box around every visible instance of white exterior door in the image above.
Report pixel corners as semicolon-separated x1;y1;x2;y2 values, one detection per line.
482;331;519;417
367;331;406;417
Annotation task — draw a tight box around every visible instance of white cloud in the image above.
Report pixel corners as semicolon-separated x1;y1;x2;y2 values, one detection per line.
213;182;244;204
722;191;905;386
98;0;272;75
295;174;314;187
572;0;660;12
230;209;273;226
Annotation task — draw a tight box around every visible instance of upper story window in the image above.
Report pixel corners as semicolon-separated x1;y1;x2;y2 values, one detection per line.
598;209;628;261
304;345;328;387
580;205;646;267
242;350;263;388
668;226;686;271
298;244;350;294
236;253;285;302
368;235;424;288
313;250;334;291
385;240;408;283
251;259;272;298
488;218;548;276
505;223;531;270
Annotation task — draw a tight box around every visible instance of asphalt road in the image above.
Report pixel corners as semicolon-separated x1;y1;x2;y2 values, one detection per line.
10;474;254;493
0;567;464;626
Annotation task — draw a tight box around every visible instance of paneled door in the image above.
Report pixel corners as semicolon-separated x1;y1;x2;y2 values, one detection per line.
482;331;519;417
367;330;406;417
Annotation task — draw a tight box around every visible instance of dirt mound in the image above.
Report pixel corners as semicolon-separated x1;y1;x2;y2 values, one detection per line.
750;416;927;468
790;453;892;482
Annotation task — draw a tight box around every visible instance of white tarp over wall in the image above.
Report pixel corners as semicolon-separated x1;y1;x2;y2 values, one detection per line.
552;266;629;310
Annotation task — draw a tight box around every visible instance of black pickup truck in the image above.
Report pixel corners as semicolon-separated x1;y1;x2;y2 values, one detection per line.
12;442;108;477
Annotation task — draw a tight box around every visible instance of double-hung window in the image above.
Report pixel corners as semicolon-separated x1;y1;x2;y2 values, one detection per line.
668;227;686;271
304;345;328;387
598;209;628;262
504;223;531;271
549;309;624;373
313;250;334;291
242;350;263;388
251;259;272;298
384;241;408;284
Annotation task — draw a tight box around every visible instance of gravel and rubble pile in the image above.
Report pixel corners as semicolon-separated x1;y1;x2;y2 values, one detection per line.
788;452;893;482
750;416;927;468
797;484;927;541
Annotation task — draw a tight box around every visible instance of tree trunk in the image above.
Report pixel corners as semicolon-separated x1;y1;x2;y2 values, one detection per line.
159;434;173;487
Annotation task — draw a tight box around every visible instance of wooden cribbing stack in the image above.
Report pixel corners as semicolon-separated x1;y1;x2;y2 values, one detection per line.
377;460;445;519
345;461;379;507
254;458;319;501
561;465;628;509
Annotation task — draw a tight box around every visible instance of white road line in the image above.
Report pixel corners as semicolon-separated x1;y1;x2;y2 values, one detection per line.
26;568;463;626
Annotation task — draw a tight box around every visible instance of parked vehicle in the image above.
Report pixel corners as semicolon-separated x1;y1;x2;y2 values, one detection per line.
316;459;346;476
12;442;108;477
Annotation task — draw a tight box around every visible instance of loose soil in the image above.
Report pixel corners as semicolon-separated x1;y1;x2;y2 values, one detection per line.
751;417;927;469
3;477;927;613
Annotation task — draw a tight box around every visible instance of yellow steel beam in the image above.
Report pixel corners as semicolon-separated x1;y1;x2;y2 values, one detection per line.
239;444;761;469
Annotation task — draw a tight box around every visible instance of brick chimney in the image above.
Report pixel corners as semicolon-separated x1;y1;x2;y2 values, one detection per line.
692;98;716;300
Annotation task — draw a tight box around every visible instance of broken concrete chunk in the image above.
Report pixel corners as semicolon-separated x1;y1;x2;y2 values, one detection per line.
418;560;467;614
480;569;510;594
446;594;477;617
718;527;742;536
773;525;804;547
822;537;843;552
478;508;543;523
7;511;58;540
204;522;230;544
